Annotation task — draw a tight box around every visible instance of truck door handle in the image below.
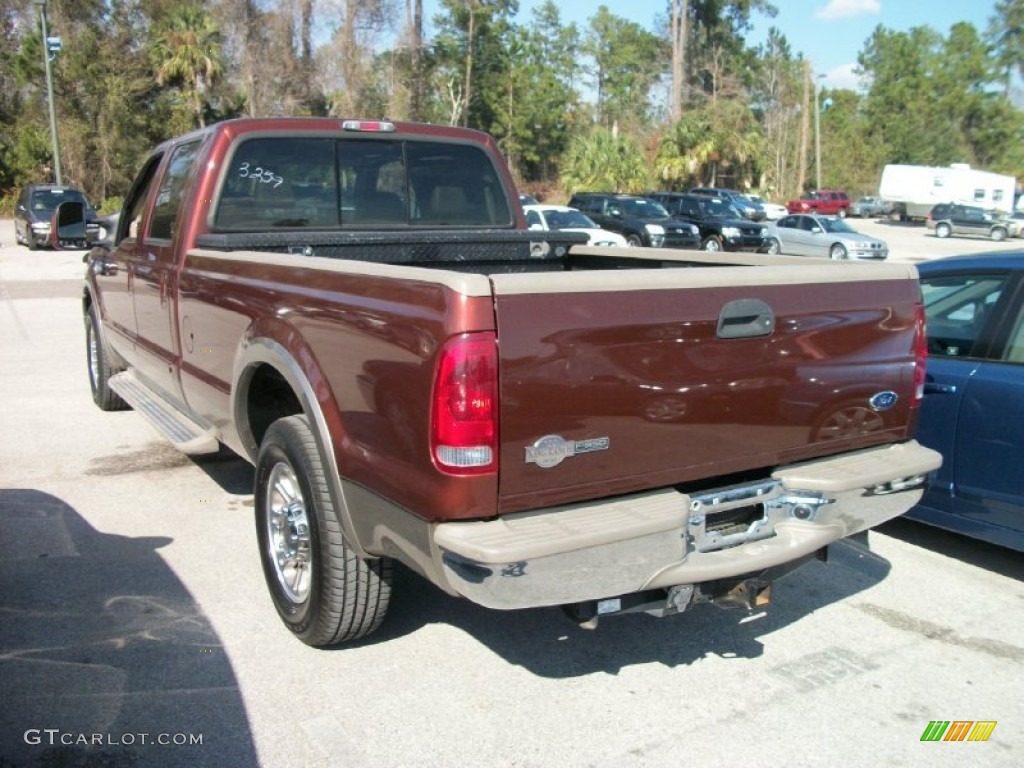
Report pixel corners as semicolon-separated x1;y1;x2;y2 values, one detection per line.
717;298;775;339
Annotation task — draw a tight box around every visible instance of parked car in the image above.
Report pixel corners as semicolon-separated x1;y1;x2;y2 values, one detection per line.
689;187;766;221
566;192;700;248
850;196;893;218
743;194;787;220
926;203;1020;241
1007;209;1024;236
14;184;98;250
908;252;1024;552
767;213;889;260
523;204;628;246
785;189;851;217
646;191;771;252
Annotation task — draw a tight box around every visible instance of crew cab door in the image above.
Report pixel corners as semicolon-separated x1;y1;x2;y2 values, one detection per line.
92;155;164;361
130;140;202;399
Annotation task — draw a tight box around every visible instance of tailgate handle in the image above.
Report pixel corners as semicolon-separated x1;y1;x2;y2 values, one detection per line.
717;298;775;339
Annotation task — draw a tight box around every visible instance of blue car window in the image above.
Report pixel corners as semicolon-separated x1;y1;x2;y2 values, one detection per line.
1005;309;1024;363
921;275;1007;358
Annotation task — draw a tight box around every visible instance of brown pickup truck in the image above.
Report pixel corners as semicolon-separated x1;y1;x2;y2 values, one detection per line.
81;117;940;647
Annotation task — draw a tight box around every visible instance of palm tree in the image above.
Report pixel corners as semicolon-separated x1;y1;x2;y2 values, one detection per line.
151;5;223;128
560;129;649;195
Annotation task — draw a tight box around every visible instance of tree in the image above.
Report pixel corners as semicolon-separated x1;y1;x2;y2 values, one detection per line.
560;128;649;194
656;99;764;189
584;6;665;131
669;0;688;123
490;1;580;183
151;4;223;128
747;27;804;198
988;0;1024;96
858;21;1024;173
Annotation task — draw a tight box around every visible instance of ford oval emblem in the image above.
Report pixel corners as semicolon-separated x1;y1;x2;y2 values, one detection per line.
869;391;898;411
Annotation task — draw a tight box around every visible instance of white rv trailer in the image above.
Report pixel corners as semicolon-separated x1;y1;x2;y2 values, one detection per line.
878;163;1018;220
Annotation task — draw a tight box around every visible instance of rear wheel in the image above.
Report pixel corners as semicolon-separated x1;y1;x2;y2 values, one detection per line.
85;305;128;411
626;233;644;247
765;238;781;255
991;227;1008;242
935;222;952;238
255;414;392;646
701;236;723;252
837;208;847;219
829;243;848;260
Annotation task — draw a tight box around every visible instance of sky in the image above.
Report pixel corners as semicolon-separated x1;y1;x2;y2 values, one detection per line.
426;0;999;91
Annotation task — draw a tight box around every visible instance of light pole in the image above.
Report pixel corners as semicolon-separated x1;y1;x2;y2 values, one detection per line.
34;0;62;185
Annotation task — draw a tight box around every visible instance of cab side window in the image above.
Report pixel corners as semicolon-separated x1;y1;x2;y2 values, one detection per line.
149;141;202;240
118;154;164;243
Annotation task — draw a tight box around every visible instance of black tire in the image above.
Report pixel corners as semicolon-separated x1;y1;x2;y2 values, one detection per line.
991;227;1007;242
626;233;644;247
829;243;848;260
85;305;128;411
27;233;39;251
837;208;847;219
255;414;392;646
701;236;723;252
935;222;951;238
765;238;781;255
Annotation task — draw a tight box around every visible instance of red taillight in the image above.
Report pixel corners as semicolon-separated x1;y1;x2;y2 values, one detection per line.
431;332;498;475
911;301;928;409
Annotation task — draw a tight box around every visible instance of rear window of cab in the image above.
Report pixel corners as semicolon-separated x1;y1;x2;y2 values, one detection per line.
214;137;513;230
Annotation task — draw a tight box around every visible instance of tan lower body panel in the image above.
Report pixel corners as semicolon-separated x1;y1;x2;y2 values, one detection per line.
431;440;941;610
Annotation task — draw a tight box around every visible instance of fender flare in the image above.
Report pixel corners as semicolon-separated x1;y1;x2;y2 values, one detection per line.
231;335;369;558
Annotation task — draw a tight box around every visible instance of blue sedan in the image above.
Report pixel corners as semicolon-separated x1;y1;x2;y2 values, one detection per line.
910;252;1024;551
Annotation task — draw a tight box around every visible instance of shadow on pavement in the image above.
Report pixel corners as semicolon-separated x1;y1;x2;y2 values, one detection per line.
0;490;259;768
347;536;891;678
877;517;1024;581
178;447;896;678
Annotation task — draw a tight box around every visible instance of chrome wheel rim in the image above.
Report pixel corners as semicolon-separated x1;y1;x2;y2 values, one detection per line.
265;462;312;604
88;322;100;388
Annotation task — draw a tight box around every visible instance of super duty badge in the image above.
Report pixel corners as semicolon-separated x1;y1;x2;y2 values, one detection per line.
525;435;610;469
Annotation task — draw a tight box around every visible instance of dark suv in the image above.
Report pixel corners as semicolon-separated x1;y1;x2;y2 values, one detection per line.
567;193;700;248
14;184;98;250
689;187;766;221
926;203;1018;241
648;192;772;252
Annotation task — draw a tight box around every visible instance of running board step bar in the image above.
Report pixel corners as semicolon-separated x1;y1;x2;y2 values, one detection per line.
109;370;219;454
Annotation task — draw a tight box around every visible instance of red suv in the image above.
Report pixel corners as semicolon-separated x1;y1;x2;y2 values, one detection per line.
786;189;851;217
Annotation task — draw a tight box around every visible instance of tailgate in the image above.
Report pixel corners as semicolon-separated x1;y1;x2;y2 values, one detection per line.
491;262;922;513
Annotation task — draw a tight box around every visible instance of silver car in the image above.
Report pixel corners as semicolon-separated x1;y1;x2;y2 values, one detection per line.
767;213;889;260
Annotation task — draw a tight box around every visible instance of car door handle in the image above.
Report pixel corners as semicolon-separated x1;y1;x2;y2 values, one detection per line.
924;382;957;395
91;258;118;277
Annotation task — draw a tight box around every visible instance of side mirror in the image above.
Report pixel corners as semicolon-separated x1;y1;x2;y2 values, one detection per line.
811;226;823;234
51;201;104;250
51;201;87;249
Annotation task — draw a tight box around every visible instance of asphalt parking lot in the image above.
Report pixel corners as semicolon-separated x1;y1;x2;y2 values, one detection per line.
1;217;1022;768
